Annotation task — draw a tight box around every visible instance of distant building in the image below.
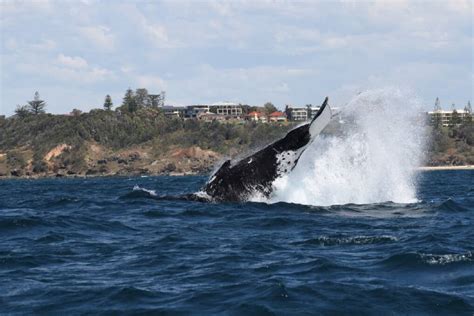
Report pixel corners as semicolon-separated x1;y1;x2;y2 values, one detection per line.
185;105;211;119
162;106;186;119
286;104;339;121
268;111;287;122
209;102;244;118
288;107;308;121
197;112;226;122
247;111;267;123
427;109;470;126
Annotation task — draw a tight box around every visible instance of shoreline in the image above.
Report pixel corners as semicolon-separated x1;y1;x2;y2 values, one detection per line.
418;165;474;171
0;165;473;180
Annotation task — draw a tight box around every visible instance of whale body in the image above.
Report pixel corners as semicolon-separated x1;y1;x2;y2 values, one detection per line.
200;97;332;202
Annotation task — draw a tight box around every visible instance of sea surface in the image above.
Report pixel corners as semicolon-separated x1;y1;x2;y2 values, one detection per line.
0;171;473;315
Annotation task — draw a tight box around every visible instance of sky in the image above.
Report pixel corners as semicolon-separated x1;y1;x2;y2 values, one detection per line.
0;0;473;116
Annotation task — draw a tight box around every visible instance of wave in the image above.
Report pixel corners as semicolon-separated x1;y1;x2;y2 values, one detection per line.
382;251;473;268
132;185;157;196
120;185;164;200
0;216;46;230
421;252;473;265
292;235;398;246
435;199;471;213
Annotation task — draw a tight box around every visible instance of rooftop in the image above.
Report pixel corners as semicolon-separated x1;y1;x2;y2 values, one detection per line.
269;111;286;117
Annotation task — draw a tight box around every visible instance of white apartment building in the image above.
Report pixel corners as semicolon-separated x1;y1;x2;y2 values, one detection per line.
428;109;470;126
209;102;243;117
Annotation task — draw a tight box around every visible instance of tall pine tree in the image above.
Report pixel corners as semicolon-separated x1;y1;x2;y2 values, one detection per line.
465;101;472;113
434;97;441;111
28;91;46;115
104;95;113;110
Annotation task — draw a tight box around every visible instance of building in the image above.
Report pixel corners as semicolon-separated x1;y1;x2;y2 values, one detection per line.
287;104;340;121
209;102;244;118
288;107;308;121
197;112;226;122
162;106;186;119
184;102;245;119
247;111;267;123
428;109;470;126
268;111;287;122
185;105;211;119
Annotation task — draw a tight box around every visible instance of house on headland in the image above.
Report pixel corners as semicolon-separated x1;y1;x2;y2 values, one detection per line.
268;111;287;122
247;111;267;123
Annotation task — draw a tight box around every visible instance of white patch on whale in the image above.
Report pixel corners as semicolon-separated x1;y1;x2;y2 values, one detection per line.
275;150;301;176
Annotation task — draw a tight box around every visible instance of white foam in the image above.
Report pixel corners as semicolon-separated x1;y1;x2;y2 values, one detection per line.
133;185;157;196
269;88;427;206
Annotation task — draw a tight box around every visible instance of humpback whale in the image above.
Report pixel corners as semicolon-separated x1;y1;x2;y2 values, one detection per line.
200;97;332;202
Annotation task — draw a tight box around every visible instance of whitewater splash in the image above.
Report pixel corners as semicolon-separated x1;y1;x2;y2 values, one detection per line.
268;88;427;206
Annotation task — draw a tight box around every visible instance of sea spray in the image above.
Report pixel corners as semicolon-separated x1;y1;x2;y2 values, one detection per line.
268;88;427;206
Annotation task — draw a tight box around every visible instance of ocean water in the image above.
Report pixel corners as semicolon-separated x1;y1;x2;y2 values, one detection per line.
0;171;473;315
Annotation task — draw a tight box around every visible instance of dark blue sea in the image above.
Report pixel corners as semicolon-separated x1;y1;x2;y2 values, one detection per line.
0;170;473;315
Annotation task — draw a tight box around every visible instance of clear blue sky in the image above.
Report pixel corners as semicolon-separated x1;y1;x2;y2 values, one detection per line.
1;0;472;116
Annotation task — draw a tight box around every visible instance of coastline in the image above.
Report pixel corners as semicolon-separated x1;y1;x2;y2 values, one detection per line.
1;165;473;180
418;165;474;171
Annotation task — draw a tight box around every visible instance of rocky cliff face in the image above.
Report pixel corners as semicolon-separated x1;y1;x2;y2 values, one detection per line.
0;143;222;178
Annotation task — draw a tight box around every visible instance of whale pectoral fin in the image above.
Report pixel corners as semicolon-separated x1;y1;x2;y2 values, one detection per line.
309;97;332;138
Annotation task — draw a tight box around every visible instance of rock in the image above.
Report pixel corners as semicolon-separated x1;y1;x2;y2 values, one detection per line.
163;163;176;172
138;168;149;175
128;152;140;161
98;165;109;173
85;169;98;175
10;169;22;177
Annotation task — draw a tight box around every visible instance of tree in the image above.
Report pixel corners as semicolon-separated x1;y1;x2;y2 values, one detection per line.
122;88;137;113
306;104;313;120
159;91;166;107
463;101;472;125
135;88;150;108
149;94;160;108
434;97;441;111
71;109;82;116
284;105;292;120
15;105;30;119
104;95;113;110
465;101;472;114
450;109;460;127
263;102;277;115
27;91;46;115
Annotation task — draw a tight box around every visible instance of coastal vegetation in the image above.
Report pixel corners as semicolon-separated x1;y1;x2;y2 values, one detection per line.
0;91;472;177
427;123;474;166
1;102;293;177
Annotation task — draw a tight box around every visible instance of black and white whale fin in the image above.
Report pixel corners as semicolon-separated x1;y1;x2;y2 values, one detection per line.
309;97;332;139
